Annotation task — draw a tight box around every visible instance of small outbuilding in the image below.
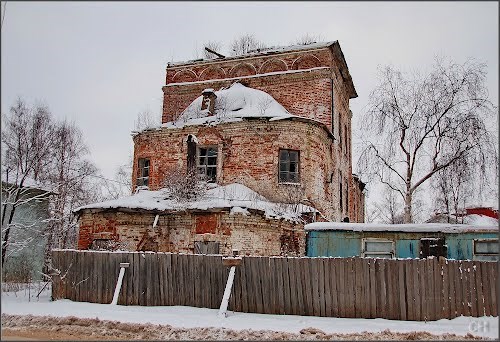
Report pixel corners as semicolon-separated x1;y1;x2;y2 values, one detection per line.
305;222;498;261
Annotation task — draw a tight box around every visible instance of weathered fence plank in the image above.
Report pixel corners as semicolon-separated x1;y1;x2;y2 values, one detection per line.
51;250;498;321
489;262;498;316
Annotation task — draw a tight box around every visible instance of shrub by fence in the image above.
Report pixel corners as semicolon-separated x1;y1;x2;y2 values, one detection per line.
51;249;498;321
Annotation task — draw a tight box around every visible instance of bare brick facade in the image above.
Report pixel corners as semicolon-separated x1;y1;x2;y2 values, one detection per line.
77;41;365;256
78;210;305;256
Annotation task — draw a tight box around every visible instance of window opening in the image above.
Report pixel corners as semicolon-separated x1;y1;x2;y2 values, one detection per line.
473;239;498;261
197;146;217;182
279;149;300;183
187;135;197;172
339;171;343;212
331;79;335;133
420;237;447;258
137;158;150;187
362;239;394;259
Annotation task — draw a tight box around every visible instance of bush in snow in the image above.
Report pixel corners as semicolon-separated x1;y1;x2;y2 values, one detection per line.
162;166;209;203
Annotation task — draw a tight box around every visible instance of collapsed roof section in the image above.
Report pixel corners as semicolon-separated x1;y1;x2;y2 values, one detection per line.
75;182;316;223
163;82;294;128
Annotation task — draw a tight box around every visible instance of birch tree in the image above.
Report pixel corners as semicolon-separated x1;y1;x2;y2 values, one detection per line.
42;120;99;272
1;99;55;266
358;58;497;223
2;99;100;276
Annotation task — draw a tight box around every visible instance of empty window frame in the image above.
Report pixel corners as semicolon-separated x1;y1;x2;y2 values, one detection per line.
420;237;447;258
362;238;394;259
279;149;300;183
137;158;150;187
473;239;499;261
197;146;217;182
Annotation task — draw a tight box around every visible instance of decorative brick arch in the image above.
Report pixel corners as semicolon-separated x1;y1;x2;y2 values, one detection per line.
258;58;288;74
229;63;257;78
172;69;198;83
291;54;322;70
199;66;226;81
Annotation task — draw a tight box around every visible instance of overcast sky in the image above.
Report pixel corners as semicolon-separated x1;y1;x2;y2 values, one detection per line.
1;1;498;206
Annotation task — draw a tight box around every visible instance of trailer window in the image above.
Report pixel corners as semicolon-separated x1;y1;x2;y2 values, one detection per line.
362;239;394;259
473;239;499;261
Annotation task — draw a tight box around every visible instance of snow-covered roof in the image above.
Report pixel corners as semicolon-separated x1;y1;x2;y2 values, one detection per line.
168;41;336;67
305;222;498;234
162;82;296;129
75;183;315;222
1;173;56;194
463;214;499;226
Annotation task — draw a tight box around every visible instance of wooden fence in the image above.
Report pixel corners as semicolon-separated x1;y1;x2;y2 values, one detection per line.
51;249;498;321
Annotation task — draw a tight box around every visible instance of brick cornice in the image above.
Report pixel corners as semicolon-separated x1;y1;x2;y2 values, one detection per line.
162;68;332;95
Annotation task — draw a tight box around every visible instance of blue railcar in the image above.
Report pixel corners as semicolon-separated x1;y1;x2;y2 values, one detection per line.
305;222;498;261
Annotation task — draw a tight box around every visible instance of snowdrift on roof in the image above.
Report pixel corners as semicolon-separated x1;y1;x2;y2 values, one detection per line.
75;183;315;222
162;83;295;129
304;221;498;233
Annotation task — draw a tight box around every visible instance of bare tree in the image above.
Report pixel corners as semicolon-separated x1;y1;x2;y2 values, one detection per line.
432;158;473;223
42;120;99;272
1;98;101;276
368;187;404;224
2;99;55;266
294;33;323;45
203;41;224;59
358;58;497;223
229;34;267;56
134;109;160;131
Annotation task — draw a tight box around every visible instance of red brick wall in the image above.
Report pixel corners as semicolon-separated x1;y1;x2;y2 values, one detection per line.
77;210;305;256
132;119;356;222
162;46;351;132
133;43;362;223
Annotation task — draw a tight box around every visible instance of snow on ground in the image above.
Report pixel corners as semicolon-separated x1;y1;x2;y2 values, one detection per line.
1;287;498;339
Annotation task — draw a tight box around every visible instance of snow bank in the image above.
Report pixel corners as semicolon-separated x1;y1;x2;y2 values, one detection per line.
1;289;497;339
75;183;315;222
305;222;498;233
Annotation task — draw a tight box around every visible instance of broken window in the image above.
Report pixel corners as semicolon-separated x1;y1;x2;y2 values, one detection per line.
137;158;150;187
362;239;394;259
197;146;217;182
194;241;220;254
473;239;498;261
420;237;447;258
279;149;300;183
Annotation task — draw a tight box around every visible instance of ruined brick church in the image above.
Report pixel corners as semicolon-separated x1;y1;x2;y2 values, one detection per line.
76;41;365;256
